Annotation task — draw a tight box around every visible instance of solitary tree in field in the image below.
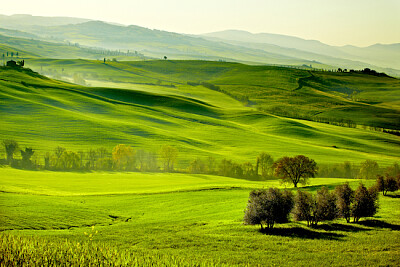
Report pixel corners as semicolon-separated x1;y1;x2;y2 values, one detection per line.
2;140;19;164
274;155;317;187
244;188;294;230
160;145;178;172
164;56;167;60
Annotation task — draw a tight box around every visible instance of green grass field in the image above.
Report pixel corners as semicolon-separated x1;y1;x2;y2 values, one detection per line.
1;49;400;265
1;66;399;168
1;168;399;266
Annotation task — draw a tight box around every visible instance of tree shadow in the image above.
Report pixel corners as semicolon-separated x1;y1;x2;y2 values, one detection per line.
313;223;370;233
261;227;345;240
385;194;400;198
356;219;400;230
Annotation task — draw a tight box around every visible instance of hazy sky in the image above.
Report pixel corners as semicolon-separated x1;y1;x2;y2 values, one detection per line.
2;0;400;46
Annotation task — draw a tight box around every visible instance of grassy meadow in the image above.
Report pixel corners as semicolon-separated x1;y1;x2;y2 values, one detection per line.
1;167;399;266
1;54;400;265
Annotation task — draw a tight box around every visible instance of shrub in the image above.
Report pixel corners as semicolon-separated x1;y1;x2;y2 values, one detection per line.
293;187;338;227
376;175;398;195
335;183;354;223
244;188;294;230
293;190;315;226
351;183;379;222
315;187;338;223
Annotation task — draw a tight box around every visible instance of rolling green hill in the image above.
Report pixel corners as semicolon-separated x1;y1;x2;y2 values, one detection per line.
1;65;399;168
23;59;400;130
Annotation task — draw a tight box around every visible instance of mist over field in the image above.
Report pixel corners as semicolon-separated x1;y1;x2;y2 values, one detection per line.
0;5;399;266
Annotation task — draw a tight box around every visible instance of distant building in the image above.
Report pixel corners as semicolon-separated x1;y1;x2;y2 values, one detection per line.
6;60;17;67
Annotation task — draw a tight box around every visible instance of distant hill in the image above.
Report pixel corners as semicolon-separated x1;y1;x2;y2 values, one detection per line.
202;30;400;71
0;14;91;29
1;14;399;76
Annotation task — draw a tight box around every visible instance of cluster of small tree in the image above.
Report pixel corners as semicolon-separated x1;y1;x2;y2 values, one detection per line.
244;183;379;230
1;140;178;173
187;152;276;180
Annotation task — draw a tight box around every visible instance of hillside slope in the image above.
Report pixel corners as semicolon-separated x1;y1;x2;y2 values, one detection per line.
1;66;399;167
23;59;400;130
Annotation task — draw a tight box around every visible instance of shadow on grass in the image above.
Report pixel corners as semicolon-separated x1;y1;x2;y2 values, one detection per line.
385;194;400;199
313;223;369;233
356;219;400;230
261;227;345;240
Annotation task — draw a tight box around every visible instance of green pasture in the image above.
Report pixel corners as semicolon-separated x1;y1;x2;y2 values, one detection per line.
23;59;400;129
1;168;399;266
1;67;399;168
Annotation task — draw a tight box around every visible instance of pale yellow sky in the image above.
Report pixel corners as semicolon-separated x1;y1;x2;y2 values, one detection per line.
2;0;400;47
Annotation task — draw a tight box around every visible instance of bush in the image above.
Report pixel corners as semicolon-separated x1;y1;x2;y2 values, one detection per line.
351;184;379;222
315;187;338;223
293;187;338;227
292;190;315;226
244;188;294;230
335;183;354;223
376;175;398;195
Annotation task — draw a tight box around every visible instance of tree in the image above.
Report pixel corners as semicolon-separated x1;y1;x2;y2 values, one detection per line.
358;159;379;179
59;151;80;170
164;56;167;60
351;184;378;222
256;152;274;178
188;158;206;174
315;187;338;223
293;187;337;227
112;144;135;171
293;190;315;227
2;140;19;164
160;145;178;172
376;175;398;196
335;183;354;223
244;188;294;230
20;147;34;168
54;146;66;168
385;162;400;178
274;155;317;187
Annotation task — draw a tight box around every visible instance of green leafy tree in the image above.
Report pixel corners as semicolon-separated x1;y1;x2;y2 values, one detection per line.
20;147;34;168
335;183;354;223
256;152;274;178
112;144;135;171
315;187;338;223
2;140;19;164
376;175;398;196
59;151;80;170
188;158;206;174
358;159;379;179
293;190;315;226
244;188;294;230
160;145;178;172
274;155;317;187
351;184;379;222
